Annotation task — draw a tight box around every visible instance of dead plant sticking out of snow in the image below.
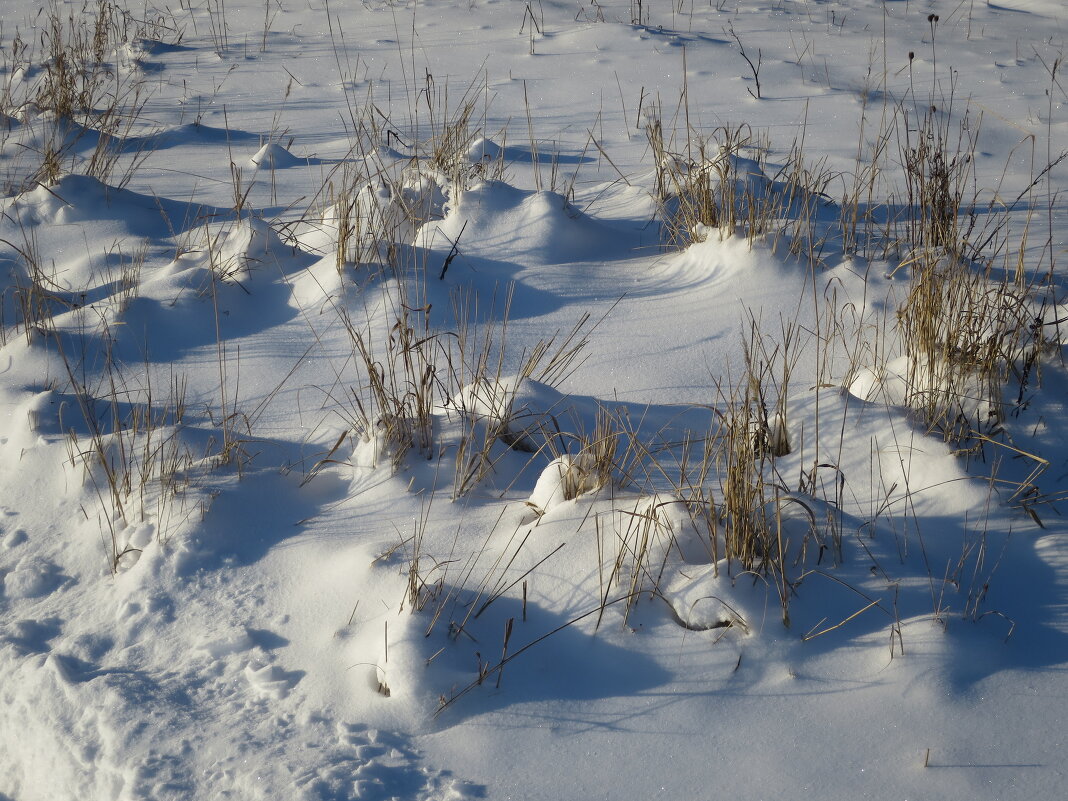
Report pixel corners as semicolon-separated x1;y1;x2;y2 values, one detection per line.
343;304;440;472
894;250;1052;446
448;288;604;499
1;1;172;190
56;327;199;572
899;106;977;258
647;119;812;250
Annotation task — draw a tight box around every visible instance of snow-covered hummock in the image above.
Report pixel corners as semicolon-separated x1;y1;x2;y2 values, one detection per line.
248;141;301;169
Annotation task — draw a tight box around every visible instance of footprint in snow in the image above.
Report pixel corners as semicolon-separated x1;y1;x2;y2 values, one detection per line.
1;616;62;654
2;556;66;599
243;659;305;699
2;528;29;549
196;626;302;698
293;723;485;801
197;625;288;659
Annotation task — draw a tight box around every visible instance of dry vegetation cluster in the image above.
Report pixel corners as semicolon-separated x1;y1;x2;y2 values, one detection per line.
1;1;1064;694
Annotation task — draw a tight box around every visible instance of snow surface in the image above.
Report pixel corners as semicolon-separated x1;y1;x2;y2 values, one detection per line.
1;1;1067;799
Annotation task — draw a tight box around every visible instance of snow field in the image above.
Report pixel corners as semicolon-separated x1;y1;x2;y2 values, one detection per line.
1;1;1067;800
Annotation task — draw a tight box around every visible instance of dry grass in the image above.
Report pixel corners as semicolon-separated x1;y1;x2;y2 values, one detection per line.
342;302;440;471
56;327;199;572
0;2;1060;692
0;1;177;190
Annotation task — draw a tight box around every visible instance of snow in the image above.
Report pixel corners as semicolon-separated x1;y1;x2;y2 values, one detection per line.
1;0;1067;799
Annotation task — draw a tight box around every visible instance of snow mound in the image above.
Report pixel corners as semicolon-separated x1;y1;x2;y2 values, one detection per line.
433;180;633;265
453;375;567;452
465;136;503;163
212;217;285;278
661;564;752;632
847;354;997;426
662;229;769;281
248;141;301;169
323;172;448;256
527;454;603;515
